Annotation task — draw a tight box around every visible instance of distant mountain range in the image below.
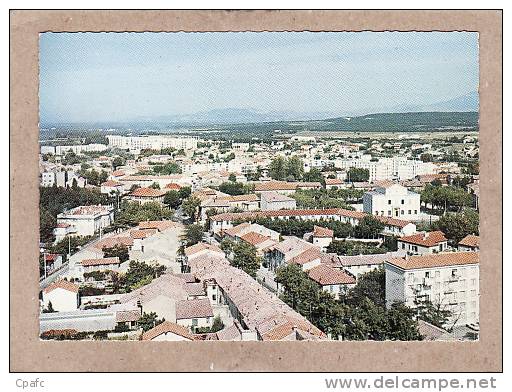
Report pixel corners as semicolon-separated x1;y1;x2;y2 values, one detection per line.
41;92;478;129
133;92;478;126
390;91;479;113
135;108;341;126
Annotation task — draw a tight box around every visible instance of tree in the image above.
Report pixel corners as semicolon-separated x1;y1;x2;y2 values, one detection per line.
211;315;224;332
385;303;422;341
231;241;260;278
149;182;160;189
303;168;324;183
432;209;479;243
40;207;56;243
415;299;452;329
228;173;237;182
178;186;191;199
112;156;125;169
102;244;130;263
354;216;384;238
138;312;165;332
163;190;181;209
346;268;386;308
182;196;201;222
182;224;204;247
285;156;304;181
347;167;369;182
269;156;287;181
219;181;245;196
152;162;182;175
122;261;166;291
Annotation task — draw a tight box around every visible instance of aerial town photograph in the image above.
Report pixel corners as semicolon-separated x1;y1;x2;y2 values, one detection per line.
38;31;480;342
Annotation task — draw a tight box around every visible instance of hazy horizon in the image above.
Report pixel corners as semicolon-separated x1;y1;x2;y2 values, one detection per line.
40;32;479;124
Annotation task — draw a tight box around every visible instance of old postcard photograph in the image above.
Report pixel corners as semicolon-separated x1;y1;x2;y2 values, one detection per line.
36;31;482;343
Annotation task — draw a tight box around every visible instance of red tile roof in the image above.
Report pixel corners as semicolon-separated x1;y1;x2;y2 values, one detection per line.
313;225;334;238
164;183;182;190
254;181;321;192
240;231;271;246
175;298;214;320
458;234;480;248
81;257;120;267
129;187;166;198
325;178;344;185
141;321;195;341
95;236;134;250
307;264;356;286
115;309;141;323
130;229;158;239
289;247;321;266
112;170;125;177
43;279;79;294
138;220;174;232
184;242;223;257
398;231;447;247
387;252;479;270
101;180;123;187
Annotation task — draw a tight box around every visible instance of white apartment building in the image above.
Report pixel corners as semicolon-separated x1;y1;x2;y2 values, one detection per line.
385;252;479;327
55;144;108;156
334;156;436;181
106;135;198;152
40;171;67;187
56;205;115;237
363;183;421;220
397;231;449;255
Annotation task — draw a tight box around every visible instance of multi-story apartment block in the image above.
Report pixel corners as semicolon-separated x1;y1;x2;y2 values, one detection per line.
106;135;198;152
385;252;479;327
56;205;115;237
363;183;421;220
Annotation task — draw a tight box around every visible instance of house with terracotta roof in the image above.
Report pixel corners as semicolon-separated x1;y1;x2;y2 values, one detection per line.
100;180;126;195
260;191;296;211
397;231;448;255
325;178;346;190
184;242;225;261
385;252;479;327
56;204;114;237
265;236;322;272
78;257;121;274
223;222;280;242
175;298;214;332
458;234;480;252
311;225;334;250
126;187;167;205
42;280;80;312
321;253;389;278
307;264;356;299
141;320;195;341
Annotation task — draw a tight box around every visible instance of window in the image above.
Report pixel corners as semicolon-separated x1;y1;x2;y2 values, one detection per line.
401;210;404;215
387;210;391;216
380;211;384;216
408;273;414;283
408;210;411;214
471;290;476;296
425;271;430;278
435;271;440;278
471;278;476;286
414;210;417;214
212;294;216;301
401;199;405;204
402;243;405;249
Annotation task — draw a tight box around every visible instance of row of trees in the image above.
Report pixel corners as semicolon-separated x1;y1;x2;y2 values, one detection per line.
233;215;385;240
421;184;474;213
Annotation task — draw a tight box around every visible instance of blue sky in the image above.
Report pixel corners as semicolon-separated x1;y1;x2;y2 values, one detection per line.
39;32;478;123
